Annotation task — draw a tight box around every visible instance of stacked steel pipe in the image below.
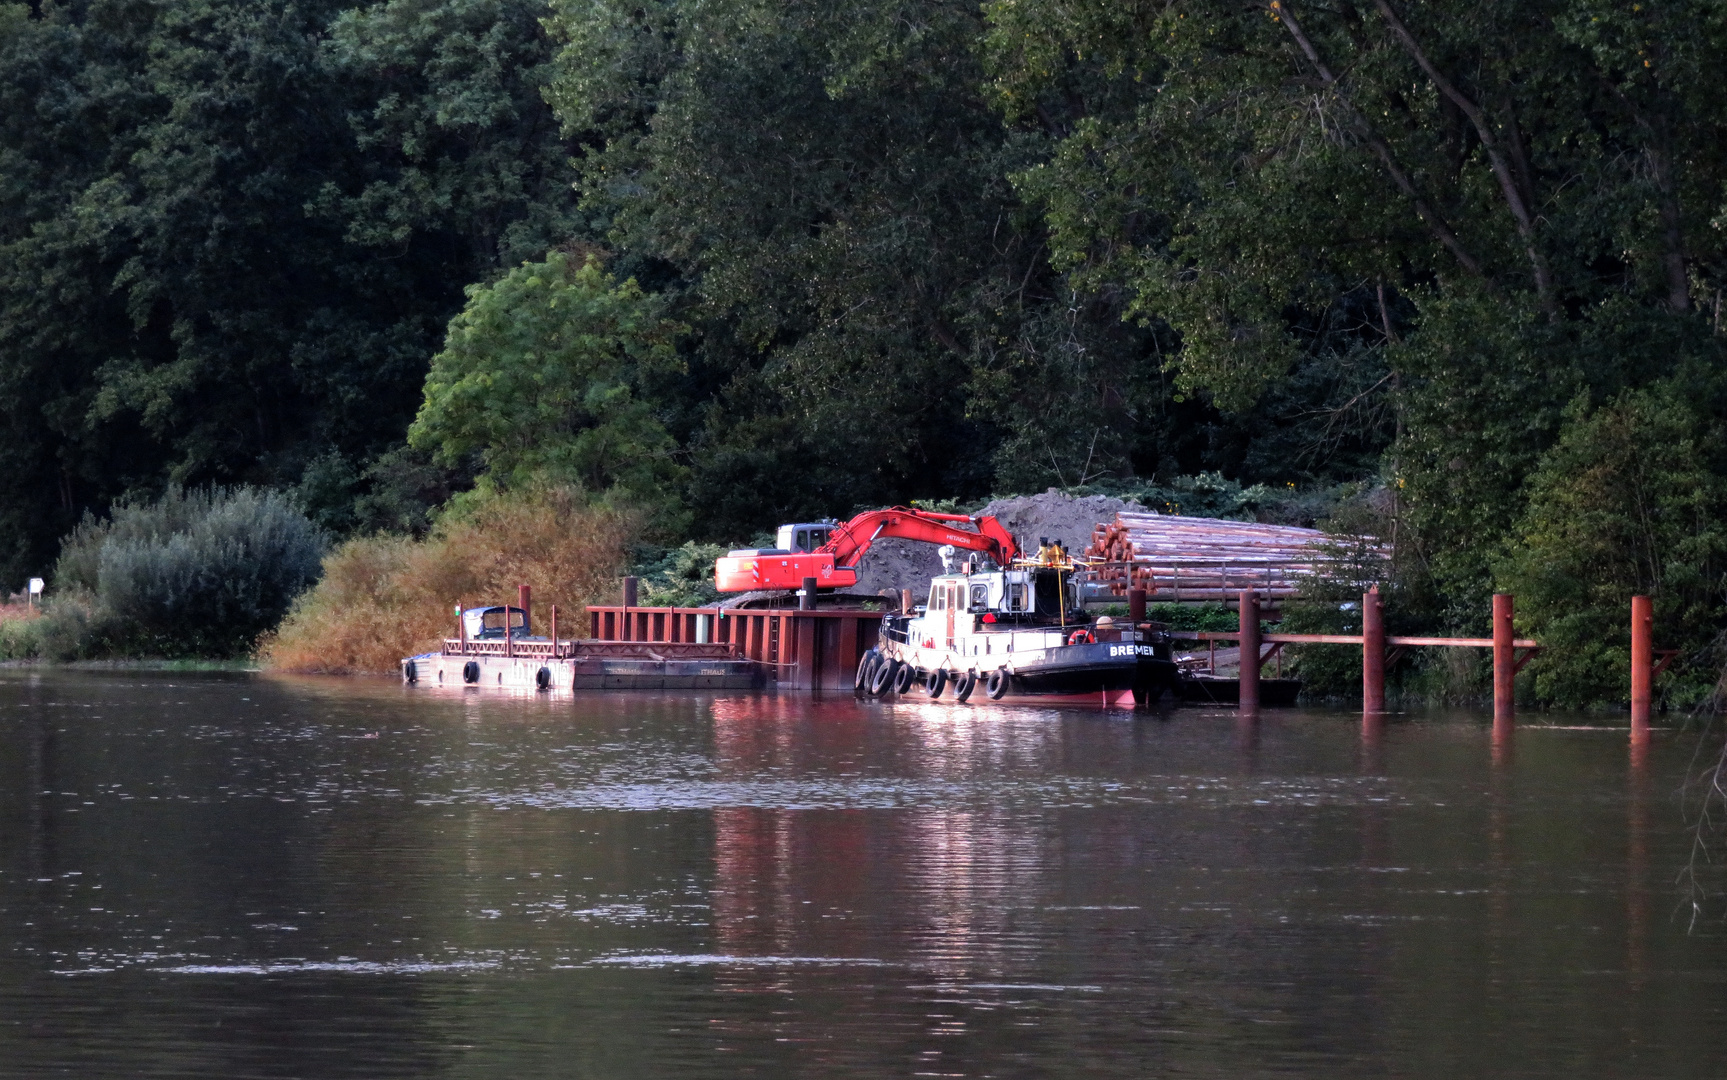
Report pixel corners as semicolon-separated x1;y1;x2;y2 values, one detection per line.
1086;512;1388;600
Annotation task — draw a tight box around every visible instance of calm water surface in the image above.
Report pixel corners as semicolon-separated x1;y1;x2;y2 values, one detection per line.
1;669;1724;1078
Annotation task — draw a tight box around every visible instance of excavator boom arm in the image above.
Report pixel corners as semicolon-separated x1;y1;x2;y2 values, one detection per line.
713;507;1020;593
823;508;1019;568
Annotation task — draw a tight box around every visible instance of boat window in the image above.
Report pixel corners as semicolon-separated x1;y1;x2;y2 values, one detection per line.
1006;583;1028;611
969;584;988;609
929;585;944;610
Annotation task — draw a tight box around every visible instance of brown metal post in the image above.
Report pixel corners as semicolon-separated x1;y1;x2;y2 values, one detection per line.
620;576;636;641
1238;590;1260;711
550;605;559;659
1129;587;1147;627
797;615;818;690
1493;593;1515;727
901;588;913;615
1362;586;1386;714
457;600;466;655
518;584;531;636
800;576;817;611
1631;594;1653;742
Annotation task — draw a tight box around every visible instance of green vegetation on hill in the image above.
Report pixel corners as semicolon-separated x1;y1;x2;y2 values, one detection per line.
5;0;1727;706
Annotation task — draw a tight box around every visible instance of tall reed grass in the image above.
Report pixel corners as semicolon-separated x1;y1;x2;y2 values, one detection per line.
262;486;638;674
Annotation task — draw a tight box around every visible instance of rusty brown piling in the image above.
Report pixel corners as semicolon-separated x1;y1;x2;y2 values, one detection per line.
1630;594;1653;743
800;576;817;612
1362;586;1386;714
1238;590;1260;711
1129;587;1147;627
518;583;532;635
1492;593;1515;728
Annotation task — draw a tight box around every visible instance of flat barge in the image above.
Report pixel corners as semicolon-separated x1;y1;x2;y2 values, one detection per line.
402;601;759;691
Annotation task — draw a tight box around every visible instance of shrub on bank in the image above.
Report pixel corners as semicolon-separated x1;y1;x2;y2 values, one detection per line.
43;487;324;659
262;484;639;674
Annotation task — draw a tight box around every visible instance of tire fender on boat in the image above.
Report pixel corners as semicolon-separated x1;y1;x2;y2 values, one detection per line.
923;668;947;699
869;657;898;696
855;649;879;693
952;670;977;703
985;667;1009;700
462;660;481;684
536;666;552;691
892;662;919;695
402;659;417;684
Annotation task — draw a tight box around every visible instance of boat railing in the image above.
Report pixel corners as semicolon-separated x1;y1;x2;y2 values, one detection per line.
441;637;741;661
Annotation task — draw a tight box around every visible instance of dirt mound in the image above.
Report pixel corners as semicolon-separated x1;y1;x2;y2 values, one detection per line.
848;490;1149;601
978;489;1149;556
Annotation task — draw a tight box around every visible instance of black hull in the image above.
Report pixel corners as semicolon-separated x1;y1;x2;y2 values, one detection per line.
1004;643;1181;704
1175;674;1302;706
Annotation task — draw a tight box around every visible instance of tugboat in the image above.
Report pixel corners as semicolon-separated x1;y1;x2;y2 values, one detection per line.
714;508;1179;706
857;545;1180;706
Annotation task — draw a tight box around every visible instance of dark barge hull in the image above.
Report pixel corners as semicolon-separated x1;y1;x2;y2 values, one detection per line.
1003;644;1182;705
1175;674;1302;706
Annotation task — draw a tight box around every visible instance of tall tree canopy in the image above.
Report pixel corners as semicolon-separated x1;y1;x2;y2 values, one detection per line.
0;0;580;580
982;0;1727;608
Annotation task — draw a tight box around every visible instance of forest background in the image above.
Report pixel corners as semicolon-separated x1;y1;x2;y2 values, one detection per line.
4;0;1727;707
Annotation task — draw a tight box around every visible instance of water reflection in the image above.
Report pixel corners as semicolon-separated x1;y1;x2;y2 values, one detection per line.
0;671;1724;1078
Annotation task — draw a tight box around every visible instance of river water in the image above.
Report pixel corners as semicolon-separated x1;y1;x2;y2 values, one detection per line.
1;669;1724;1078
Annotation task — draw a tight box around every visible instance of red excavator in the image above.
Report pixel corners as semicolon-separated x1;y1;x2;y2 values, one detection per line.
714;508;1021;593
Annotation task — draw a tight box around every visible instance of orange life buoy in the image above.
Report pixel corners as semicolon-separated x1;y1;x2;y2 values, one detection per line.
1068;628;1096;646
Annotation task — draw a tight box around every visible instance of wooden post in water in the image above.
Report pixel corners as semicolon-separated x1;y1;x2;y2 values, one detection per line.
518;584;531;636
621;576;637;641
1362;586;1386;714
550;604;559;660
1129;587;1146;627
1631;594;1653;743
1238;590;1260;711
1493;593;1515;727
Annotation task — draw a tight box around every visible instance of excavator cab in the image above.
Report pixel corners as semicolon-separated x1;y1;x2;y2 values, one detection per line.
776;524;833;554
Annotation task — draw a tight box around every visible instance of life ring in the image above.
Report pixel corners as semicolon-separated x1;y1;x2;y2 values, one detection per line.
952;670;977;703
402;659;417;684
892;662;919;695
536;666;552;691
855;649;879;693
462;660;481;684
923;668;947;699
1068;628;1096;646
870;657;898;696
985;668;1009;700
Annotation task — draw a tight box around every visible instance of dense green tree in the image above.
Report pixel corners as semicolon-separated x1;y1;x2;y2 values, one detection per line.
1499;383;1727;708
408;251;686;507
982;0;1727;622
0;0;580;581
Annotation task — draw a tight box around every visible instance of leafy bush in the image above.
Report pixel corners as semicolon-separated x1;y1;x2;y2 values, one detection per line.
635;541;729;608
1498;385;1727;709
51;486;325;658
1145;602;1241;632
407;251;687;525
262;484;639;674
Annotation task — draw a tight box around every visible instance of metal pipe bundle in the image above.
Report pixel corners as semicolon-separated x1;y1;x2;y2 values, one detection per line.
1085;512;1389;600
